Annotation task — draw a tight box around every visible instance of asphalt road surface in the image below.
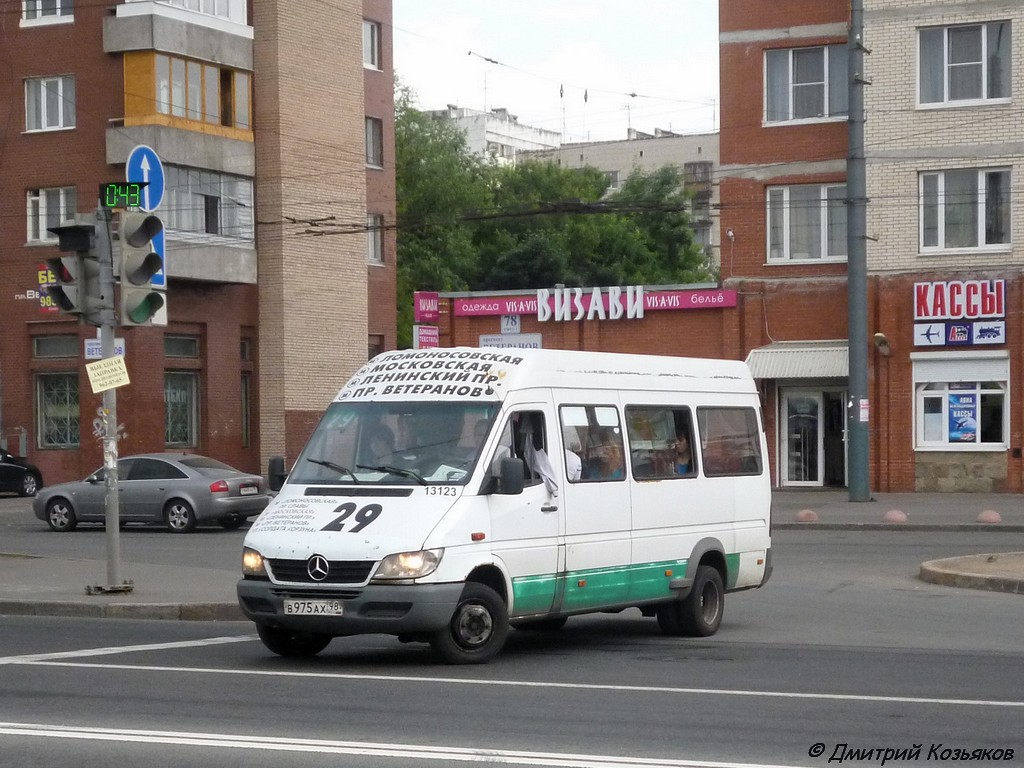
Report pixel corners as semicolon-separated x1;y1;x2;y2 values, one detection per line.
2;528;1022;767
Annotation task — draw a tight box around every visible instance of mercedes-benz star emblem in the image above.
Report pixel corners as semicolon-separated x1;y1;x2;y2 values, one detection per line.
307;554;330;582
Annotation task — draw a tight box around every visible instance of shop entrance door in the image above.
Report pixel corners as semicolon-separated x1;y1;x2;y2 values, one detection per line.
782;390;847;487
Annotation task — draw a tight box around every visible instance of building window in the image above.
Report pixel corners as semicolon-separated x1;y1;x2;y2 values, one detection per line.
27;186;76;243
36;373;79;448
920;169;1010;251
25;76;75;131
767;184;847;262
33;335;78;358
165;335;200;358
365;117;383;166
165;372;199;447
366;214;384;263
919;22;1011;105
162;0;237;22
917;381;1005;447
163;166;253;240
913;354;1008;450
765;45;847;123
155;53;250;129
363;20;381;69
22;0;73;23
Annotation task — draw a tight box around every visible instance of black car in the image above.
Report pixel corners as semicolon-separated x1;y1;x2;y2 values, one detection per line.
0;448;43;497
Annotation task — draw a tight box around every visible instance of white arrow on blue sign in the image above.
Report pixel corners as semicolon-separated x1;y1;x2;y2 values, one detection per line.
125;145;166;290
126;144;165;212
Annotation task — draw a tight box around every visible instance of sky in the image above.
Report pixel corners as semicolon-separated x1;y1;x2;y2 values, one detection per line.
391;0;720;144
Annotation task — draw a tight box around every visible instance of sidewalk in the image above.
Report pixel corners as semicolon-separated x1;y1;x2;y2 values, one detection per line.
0;489;1021;621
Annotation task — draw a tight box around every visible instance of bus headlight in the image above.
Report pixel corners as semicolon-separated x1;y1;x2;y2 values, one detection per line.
242;547;267;577
374;548;443;580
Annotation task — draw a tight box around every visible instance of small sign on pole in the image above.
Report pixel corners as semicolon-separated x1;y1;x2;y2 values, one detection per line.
86;355;131;394
413;325;439;349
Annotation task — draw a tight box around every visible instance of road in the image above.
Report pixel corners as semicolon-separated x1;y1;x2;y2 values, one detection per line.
1;507;1023;766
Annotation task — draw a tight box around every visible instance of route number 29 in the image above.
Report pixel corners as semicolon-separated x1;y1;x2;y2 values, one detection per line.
320;502;383;533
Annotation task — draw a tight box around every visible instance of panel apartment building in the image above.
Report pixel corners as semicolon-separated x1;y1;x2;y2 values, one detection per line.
0;0;396;486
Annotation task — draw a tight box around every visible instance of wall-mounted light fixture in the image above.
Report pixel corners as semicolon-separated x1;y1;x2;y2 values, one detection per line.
872;332;892;357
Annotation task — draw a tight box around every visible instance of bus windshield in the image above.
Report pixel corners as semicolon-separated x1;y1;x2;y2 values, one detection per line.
288;401;499;486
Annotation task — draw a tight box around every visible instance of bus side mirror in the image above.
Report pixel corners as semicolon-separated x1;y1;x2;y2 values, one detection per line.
497;457;525;495
268;455;287;492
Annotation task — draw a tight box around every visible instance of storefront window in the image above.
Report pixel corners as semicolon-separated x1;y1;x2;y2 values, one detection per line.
915;381;1005;448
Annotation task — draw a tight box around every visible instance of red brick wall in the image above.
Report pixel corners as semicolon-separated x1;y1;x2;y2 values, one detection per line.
720;0;847;33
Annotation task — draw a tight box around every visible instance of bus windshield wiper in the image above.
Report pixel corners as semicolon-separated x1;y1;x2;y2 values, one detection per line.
306;458;359;483
356;464;427;485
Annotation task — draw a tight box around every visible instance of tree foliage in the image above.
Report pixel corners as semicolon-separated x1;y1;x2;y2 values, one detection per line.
395;93;714;346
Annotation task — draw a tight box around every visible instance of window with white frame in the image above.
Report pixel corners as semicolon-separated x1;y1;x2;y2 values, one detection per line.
919;22;1011;105
765;44;847;123
36;372;79;448
366;214;384;263
365;116;384;166
27;187;76;243
165;372;199;447
913;355;1008;449
920;168;1010;251
767;184;847;261
22;0;73;23
363;20;381;69
25;76;75;131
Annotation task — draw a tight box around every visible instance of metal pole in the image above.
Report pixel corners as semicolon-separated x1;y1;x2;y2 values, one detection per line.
847;0;871;501
90;206;130;593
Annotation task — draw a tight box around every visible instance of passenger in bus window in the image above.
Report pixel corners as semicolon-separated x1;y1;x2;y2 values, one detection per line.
588;442;625;480
673;430;693;475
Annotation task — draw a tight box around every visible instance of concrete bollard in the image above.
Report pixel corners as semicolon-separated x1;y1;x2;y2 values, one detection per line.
883;509;908;523
794;509;819;523
976;510;1002;524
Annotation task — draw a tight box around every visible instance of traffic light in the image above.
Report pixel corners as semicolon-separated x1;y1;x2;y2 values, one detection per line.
46;216;105;326
118;211;165;326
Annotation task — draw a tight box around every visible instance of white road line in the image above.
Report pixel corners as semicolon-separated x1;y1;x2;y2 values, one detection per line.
0;636;254;664
10;659;1024;709
0;722;799;768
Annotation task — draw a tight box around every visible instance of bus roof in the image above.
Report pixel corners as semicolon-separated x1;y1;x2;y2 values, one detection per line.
335;347;756;404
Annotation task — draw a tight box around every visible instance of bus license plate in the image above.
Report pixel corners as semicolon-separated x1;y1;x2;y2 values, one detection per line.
283;600;344;616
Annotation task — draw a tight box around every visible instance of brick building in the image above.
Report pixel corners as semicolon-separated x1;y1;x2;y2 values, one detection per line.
1;0;396;485
431;0;1023;493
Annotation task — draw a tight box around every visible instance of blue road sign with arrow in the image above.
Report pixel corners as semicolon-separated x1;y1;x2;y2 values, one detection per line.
126;145;166;288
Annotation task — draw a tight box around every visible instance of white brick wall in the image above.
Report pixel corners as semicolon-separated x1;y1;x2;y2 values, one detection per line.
865;0;1024;274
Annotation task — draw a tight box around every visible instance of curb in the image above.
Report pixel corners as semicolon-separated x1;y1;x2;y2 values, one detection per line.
919;553;1024;596
0;600;245;621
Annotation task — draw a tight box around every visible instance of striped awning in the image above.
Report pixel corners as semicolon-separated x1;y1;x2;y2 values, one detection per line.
744;341;849;380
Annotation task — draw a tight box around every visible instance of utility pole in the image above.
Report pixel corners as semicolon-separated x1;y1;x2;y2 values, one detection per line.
91;205;131;593
847;0;871;502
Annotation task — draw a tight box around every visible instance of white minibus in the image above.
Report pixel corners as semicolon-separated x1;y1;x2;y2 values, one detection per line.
237;347;772;664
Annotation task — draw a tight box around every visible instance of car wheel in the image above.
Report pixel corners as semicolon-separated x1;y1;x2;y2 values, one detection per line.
256;624;332;657
164;499;197;533
218;515;244;531
45;498;77;532
657;564;724;637
19;473;39;497
430;583;509;665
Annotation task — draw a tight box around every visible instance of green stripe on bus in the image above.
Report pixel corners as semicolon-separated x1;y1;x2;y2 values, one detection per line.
511;554;743;613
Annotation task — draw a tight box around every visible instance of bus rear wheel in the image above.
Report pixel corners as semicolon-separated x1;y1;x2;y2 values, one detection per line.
657;564;724;637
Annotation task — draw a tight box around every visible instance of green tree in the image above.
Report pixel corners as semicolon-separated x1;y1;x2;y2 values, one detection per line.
394;86;491;346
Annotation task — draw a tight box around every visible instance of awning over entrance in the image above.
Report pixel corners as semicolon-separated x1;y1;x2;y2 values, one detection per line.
744;341;849;380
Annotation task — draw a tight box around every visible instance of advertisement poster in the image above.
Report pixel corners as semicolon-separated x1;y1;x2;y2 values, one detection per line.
947;392;977;443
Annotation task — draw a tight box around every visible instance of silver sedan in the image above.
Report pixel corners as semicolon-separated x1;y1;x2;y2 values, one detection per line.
32;453;271;533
